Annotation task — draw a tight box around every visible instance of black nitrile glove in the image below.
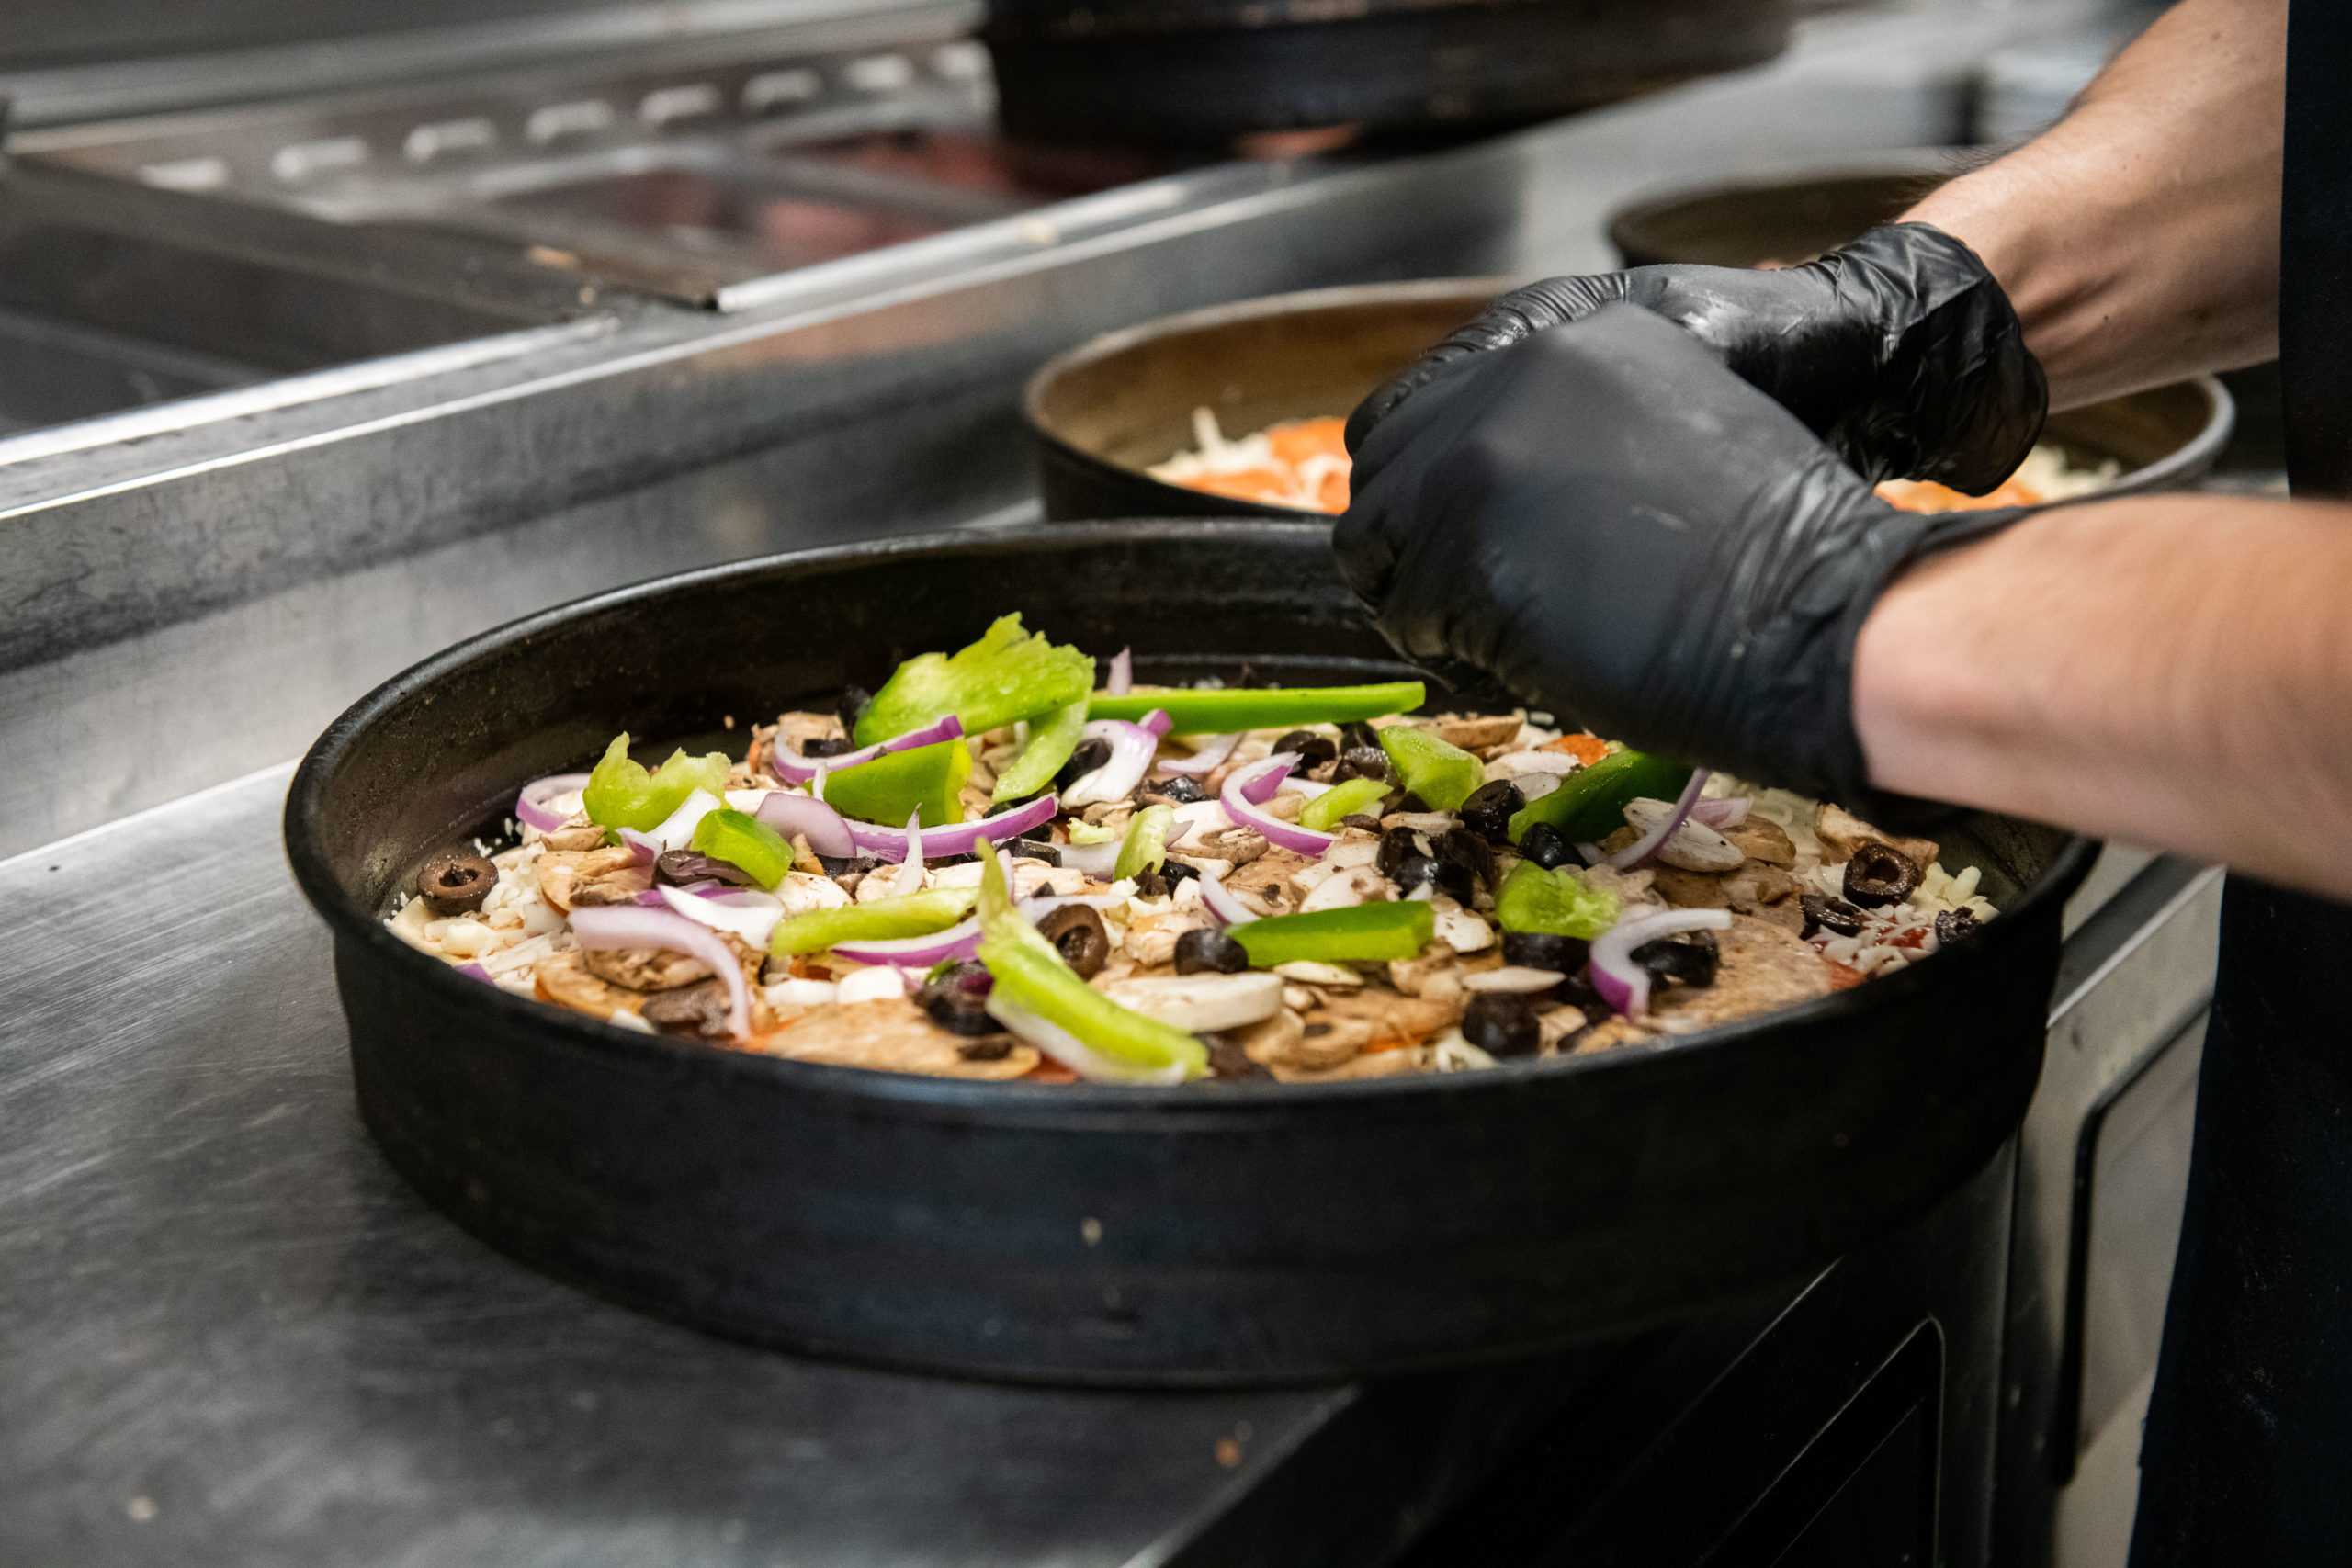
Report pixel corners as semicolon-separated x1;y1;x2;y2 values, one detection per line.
1337;304;2039;823
1346;222;2047;496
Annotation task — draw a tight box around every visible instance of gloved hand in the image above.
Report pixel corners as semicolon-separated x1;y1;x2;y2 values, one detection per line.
1346;222;2047;496
1336;303;2039;820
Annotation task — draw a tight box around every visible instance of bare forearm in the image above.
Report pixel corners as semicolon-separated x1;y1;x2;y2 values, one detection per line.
1902;0;2283;408
1854;495;2352;899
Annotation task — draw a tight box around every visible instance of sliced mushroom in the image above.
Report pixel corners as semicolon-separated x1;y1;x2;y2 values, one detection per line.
1299;865;1391;913
536;846;651;913
1724;864;1804;931
1122;908;1209;967
582;945;713;992
1464;965;1567;994
1234;1009;1306;1069
1430;898;1496;954
1536;1004;1590;1054
1577;863;1661;910
1099;972;1284;1032
641;979;735;1039
772;709;846;754
1721;816;1798;868
1013;863;1090;899
1265;1047;1430;1084
1815;803;1938;871
537;823;610;852
1622;798;1745;872
1236;1008;1369;1072
1429;714;1524;751
749;998;1039;1080
1486;750;1581;784
1224;848;1313;917
776;872;853;914
1298;986;1461;1050
1271;960;1365;988
1190;824;1269;867
535;950;648;1022
1387;948;1469;1001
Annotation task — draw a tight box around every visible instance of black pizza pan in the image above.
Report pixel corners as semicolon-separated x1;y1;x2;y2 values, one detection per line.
1025;287;2229;526
286;520;2091;1386
982;0;1795;146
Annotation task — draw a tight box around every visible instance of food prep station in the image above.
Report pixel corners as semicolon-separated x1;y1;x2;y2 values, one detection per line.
0;1;2238;1563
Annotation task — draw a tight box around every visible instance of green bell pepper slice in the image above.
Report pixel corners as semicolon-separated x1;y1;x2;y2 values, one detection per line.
1494;861;1622;939
1114;805;1176;882
687;807;796;890
990;701;1087;804
820;739;971;828
1298;775;1390;832
768;886;980;957
1376;726;1484;813
1507;749;1692;845
1086;681;1424;734
975;847;1208;1079
854;614;1095;747
581;733;732;832
1228;900;1436;968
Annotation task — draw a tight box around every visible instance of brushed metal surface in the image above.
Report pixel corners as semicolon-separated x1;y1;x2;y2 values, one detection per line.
0;769;1307;1566
1995;858;2223;1566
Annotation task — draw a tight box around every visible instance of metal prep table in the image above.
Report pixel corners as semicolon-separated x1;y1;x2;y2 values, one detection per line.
0;3;2224;1562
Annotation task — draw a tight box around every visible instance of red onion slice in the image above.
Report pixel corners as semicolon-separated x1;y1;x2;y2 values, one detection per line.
1605;768;1712;870
654;883;784;948
1220;753;1336;859
1056;838;1124;879
753;791;855;859
1137;707;1172;739
1690;795;1752;829
891;811;926;896
1105;648;1133;696
644;787;724;853
1588;908;1733;1020
985;997;1191;1086
1018;892;1132;920
766;714;964;786
832;914;984;969
1154;730;1241;777
616;829;660;865
845;792;1060;863
1063;720;1161;807
1194;867;1254;927
570;904;754;1040
515;773;589;834
454;962;495;984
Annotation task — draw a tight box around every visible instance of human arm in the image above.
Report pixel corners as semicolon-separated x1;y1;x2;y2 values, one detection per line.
1338;306;2352;901
1855;493;2352;894
1901;0;2285;409
1349;0;2286;484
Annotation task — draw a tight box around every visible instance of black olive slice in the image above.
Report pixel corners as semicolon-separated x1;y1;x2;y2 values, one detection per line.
1842;840;1924;908
418;852;498;916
